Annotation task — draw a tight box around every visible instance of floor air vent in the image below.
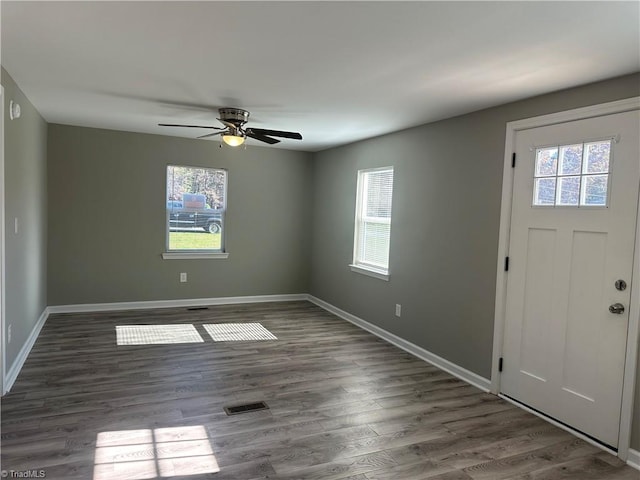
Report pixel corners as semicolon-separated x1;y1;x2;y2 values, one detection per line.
187;307;209;311
224;401;269;416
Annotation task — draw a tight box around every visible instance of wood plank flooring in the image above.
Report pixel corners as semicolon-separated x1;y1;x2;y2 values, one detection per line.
1;301;636;479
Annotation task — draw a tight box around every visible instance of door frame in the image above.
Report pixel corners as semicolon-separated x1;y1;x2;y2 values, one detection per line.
1;84;5;395
491;97;640;460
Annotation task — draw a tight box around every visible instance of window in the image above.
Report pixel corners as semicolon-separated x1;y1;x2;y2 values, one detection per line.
533;140;611;207
351;166;394;279
165;165;227;257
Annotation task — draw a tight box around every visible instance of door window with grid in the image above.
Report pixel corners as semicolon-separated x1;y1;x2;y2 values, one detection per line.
533;140;611;207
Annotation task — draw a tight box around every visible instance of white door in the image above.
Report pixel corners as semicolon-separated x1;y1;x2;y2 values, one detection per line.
501;109;640;448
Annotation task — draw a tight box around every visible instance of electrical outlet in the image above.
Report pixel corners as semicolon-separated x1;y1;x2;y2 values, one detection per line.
395;304;402;317
8;324;12;343
180;272;187;283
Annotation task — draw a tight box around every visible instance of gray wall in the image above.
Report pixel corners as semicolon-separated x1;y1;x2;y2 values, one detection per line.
1;68;48;372
634;345;640;449
47;125;312;305
309;73;640;447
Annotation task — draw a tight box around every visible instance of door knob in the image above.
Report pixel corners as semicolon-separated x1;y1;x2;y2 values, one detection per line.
609;303;625;314
615;279;627;291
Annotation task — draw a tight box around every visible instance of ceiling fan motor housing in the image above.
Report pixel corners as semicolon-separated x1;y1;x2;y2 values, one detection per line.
218;107;249;125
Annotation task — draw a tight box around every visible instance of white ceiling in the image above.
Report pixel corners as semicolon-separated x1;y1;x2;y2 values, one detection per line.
1;1;639;152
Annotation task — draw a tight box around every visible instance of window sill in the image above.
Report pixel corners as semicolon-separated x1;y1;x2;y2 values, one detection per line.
162;252;229;260
349;264;389;281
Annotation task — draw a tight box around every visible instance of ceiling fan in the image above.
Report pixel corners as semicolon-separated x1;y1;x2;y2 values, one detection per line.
159;107;302;146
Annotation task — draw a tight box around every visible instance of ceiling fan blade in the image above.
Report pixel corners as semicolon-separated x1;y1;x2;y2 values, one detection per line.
158;123;222;129
217;119;238;130
246;131;280;145
247;128;302;140
197;131;225;139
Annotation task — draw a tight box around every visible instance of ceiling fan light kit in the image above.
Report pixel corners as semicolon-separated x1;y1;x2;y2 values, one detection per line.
222;133;245;147
159;107;302;147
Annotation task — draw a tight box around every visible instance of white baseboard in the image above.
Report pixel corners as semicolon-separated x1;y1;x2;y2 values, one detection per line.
628;448;640;471
4;307;49;394
307;295;491;392
47;293;309;314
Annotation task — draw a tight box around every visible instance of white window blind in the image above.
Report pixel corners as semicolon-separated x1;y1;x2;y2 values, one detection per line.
353;167;394;275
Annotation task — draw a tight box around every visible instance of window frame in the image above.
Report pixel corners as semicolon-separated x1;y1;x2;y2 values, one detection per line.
163;165;229;260
350;166;394;280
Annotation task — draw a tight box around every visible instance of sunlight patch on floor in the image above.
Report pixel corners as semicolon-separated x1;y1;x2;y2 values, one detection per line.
93;426;219;479
116;325;204;345
203;323;277;342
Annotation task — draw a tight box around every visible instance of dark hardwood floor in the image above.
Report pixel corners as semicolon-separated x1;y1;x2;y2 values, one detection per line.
1;301;637;479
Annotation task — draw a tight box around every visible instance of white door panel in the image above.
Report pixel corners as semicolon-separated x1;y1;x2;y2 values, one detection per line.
502;110;639;447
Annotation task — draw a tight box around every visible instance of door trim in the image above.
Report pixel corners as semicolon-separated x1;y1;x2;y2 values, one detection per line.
1;85;5;395
492;97;640;460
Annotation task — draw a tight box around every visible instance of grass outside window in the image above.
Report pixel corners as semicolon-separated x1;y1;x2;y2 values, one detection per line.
169;232;222;251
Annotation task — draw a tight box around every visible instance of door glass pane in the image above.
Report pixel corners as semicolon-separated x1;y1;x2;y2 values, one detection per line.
532;140;610;207
559;144;583;175
534;178;556;206
582;175;608;206
557;176;580;206
584;141;610;174
535;148;558;176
